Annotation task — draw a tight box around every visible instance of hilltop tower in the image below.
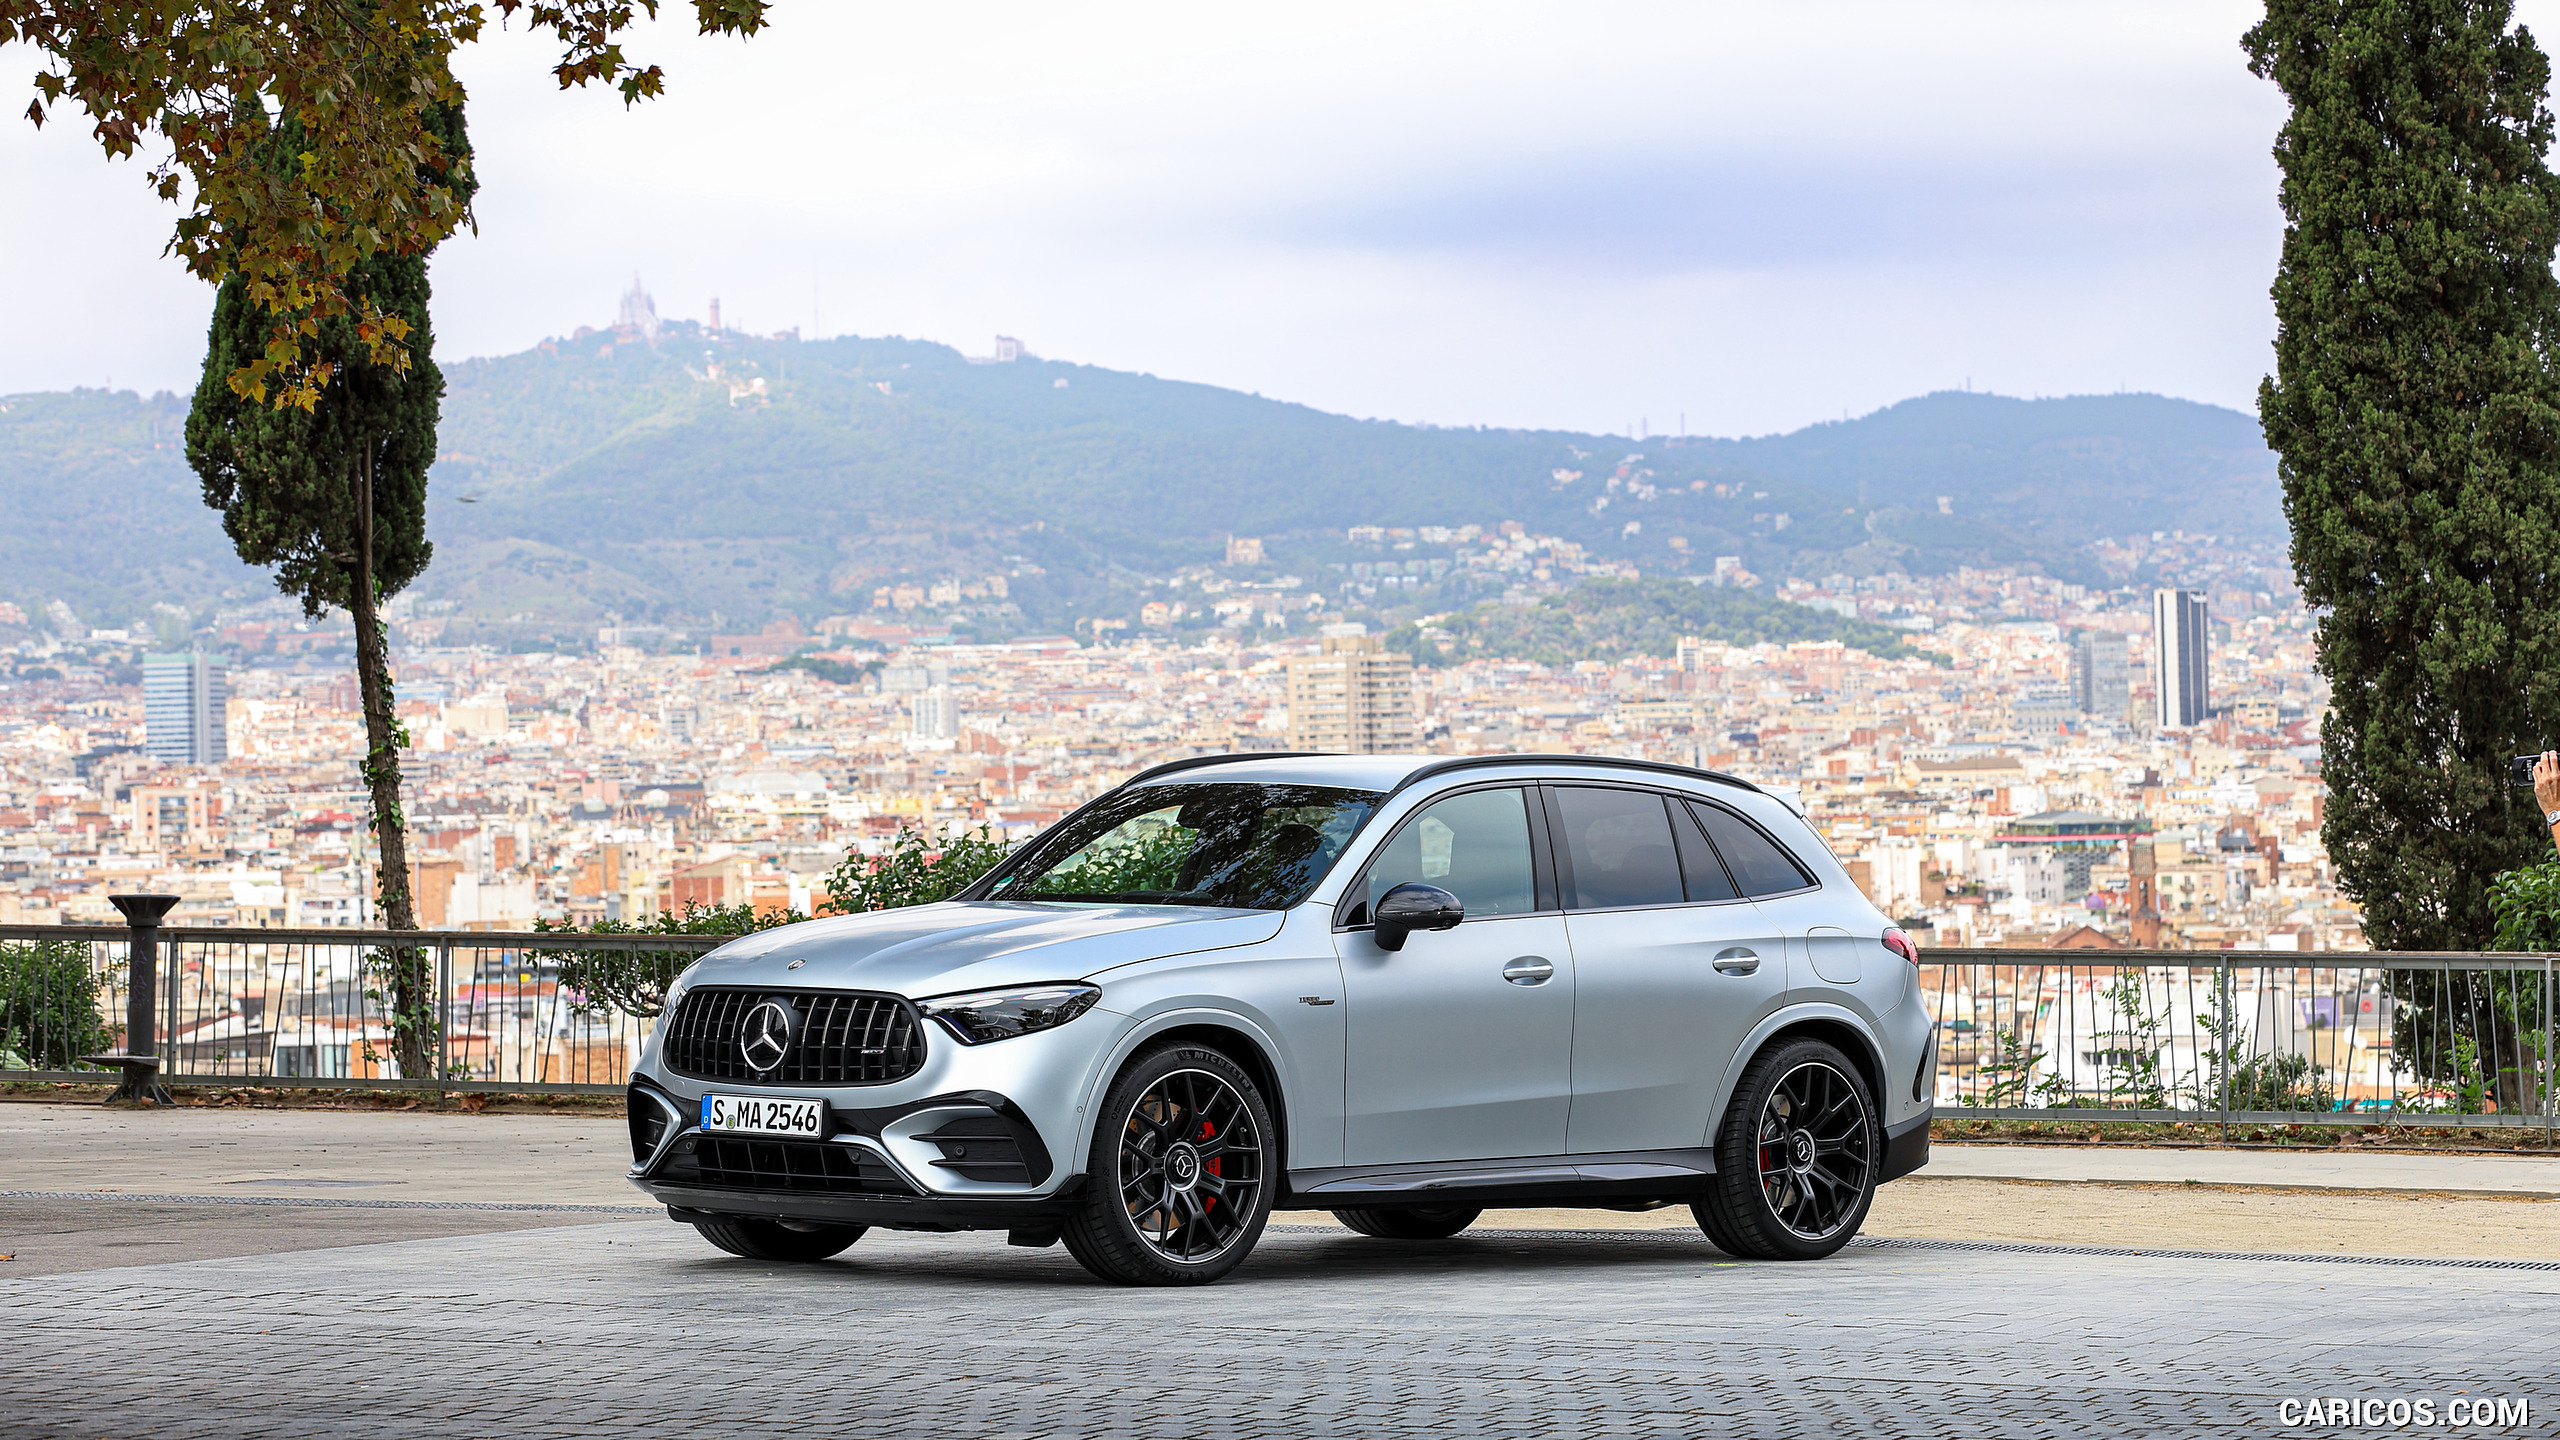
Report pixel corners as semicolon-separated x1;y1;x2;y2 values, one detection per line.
617;275;660;341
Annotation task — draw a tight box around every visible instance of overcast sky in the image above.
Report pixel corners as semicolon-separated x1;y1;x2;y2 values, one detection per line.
13;0;2543;437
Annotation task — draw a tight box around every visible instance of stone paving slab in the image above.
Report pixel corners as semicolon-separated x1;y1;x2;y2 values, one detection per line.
0;1192;634;1276
3;1217;2553;1439
11;1102;2552;1209
0;1101;639;1204
1927;1142;2560;1196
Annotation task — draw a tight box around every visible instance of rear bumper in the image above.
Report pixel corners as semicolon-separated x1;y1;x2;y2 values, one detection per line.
1879;1109;1930;1183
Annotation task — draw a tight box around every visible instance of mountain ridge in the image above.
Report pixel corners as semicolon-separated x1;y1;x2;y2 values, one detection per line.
0;332;2281;637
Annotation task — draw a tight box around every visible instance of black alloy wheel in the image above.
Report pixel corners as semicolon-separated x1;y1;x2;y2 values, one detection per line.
690;1216;867;1262
1694;1038;1877;1261
1330;1205;1483;1240
1062;1044;1276;1285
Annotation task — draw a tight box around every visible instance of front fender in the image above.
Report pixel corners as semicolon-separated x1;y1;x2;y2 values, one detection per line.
1067;1002;1311;1176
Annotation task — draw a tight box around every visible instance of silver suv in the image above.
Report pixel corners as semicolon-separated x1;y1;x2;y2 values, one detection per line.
626;753;1934;1285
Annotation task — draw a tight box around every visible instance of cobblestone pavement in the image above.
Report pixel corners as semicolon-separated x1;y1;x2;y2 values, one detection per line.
4;1213;2554;1440
0;1192;640;1276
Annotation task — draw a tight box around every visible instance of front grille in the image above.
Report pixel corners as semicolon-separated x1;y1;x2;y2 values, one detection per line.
662;987;926;1086
657;1134;917;1197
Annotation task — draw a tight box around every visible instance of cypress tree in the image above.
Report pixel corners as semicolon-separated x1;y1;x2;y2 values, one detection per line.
2249;0;2560;1104
185;102;473;1081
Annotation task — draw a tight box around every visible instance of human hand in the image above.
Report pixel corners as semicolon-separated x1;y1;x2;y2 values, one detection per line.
2535;751;2560;817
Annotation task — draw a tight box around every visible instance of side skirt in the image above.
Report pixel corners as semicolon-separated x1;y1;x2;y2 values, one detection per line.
1279;1148;1717;1211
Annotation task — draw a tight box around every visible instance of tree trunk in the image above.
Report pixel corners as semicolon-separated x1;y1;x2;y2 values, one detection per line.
351;449;433;1080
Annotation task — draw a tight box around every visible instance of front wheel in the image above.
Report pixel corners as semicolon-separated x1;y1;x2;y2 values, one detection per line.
1330;1205;1482;1239
1693;1039;1878;1261
691;1216;866;1262
1062;1044;1277;1285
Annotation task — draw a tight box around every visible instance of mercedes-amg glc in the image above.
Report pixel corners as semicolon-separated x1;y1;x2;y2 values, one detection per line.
625;752;1934;1285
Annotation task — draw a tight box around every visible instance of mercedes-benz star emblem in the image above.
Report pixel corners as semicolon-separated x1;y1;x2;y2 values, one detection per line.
740;998;798;1073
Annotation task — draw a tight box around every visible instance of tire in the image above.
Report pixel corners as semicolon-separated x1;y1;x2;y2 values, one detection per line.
691;1216;867;1262
1691;1185;1749;1258
1061;1044;1277;1285
1692;1038;1878;1261
1330;1205;1483;1239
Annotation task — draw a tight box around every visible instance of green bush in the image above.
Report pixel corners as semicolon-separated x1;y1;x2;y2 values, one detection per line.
533;826;1012;1019
533;903;797;1020
0;940;113;1070
2490;855;2560;951
2217;1051;2336;1114
822;824;1009;914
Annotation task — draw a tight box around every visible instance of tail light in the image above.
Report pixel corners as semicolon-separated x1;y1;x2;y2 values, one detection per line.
1881;927;1919;965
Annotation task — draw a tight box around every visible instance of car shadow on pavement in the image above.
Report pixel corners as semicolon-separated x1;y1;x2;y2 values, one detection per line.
653;1227;1797;1291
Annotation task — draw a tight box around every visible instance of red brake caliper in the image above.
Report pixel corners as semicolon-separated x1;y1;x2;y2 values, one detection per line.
1199;1119;1220;1211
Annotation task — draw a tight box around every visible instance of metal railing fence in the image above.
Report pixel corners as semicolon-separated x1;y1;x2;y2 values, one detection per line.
1924;948;2556;1134
0;922;725;1095
3;924;2554;1130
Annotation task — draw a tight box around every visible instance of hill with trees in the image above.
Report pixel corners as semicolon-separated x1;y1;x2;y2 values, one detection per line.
0;328;2281;648
1389;578;1941;668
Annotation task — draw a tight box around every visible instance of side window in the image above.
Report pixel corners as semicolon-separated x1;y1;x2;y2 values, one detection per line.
1362;788;1536;921
1671;803;1740;902
1551;787;1685;910
1686;800;1816;896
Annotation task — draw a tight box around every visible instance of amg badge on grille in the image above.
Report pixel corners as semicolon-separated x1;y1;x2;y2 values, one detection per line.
740;998;798;1073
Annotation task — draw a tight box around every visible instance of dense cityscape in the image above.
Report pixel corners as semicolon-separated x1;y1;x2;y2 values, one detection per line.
0;526;2353;958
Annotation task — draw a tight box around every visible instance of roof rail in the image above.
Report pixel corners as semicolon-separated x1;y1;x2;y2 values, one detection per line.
1383;752;1763;799
1119;750;1332;788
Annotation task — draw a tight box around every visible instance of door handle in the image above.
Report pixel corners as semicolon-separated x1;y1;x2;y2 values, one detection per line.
1501;956;1555;986
1712;947;1760;976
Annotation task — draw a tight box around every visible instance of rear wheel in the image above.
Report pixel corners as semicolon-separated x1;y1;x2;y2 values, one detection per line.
1330;1205;1482;1239
1693;1039;1877;1261
691;1216;866;1262
1062;1044;1276;1286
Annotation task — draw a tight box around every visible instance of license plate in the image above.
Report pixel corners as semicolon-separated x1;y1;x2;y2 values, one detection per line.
699;1093;826;1138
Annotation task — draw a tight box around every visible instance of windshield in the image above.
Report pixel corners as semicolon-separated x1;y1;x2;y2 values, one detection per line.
985;782;1383;910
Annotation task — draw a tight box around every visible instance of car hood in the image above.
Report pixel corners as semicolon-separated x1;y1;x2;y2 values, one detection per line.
671;901;1286;1000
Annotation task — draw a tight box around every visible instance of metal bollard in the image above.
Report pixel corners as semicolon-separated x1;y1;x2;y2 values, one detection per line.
104;894;179;1105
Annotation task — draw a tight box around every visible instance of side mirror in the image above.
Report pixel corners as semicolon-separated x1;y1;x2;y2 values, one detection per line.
1372;883;1464;952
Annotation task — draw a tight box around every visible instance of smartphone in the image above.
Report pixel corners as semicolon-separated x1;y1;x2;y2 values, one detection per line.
2515;754;2547;787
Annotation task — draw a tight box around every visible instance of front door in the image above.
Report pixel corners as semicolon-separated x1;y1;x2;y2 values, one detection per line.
1337;785;1574;1164
1552;785;1790;1154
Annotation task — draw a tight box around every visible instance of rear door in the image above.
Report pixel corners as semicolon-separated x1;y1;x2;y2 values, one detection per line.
1551;785;1788;1154
1684;798;1838;995
1335;785;1576;1164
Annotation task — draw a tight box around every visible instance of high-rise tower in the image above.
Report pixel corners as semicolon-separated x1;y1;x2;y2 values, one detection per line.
2152;589;2210;729
1286;630;1416;754
2070;630;2129;718
143;651;227;765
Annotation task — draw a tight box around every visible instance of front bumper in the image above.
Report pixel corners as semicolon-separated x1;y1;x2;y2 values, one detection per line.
627;1076;1082;1231
656;1180;1092;1232
626;996;1127;1227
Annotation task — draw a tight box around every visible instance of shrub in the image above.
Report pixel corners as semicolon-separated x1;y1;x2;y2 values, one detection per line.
532;825;1012;1019
822;824;1009;914
0;940;113;1069
533;903;795;1020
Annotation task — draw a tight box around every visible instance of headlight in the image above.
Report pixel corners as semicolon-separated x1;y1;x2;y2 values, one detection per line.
917;984;1101;1045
